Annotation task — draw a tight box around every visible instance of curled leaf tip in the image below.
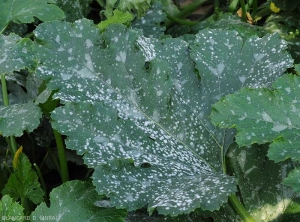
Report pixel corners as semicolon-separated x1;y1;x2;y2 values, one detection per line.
270;2;280;13
13;146;23;169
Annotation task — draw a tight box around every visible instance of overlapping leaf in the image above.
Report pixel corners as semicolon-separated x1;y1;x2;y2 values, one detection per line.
0;102;42;137
189;29;293;168
0;0;65;33
31;180;126;222
56;0;93;22
34;19;237;215
0;195;24;220
211;74;300;192
0;34;34;74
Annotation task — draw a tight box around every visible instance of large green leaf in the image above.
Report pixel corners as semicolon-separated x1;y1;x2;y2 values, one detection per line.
31;180;127;222
34;19;236;215
0;0;65;33
0;195;24;222
211;74;300;192
33;19;293;215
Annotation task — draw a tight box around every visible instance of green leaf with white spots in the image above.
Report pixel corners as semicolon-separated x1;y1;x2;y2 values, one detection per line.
211;74;300;193
34;19;237;215
132;1;166;38
0;195;24;221
56;0;93;22
189;30;293;168
0;0;65;34
0;34;34;75
31;180;127;222
0;102;42;137
283;168;300;192
226;143;297;221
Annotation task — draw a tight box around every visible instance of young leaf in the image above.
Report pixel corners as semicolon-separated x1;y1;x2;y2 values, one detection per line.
34;19;236;215
98;9;134;31
0;0;65;33
2;153;44;204
0;195;24;221
103;0;151;18
31;180;127;222
0;102;42;137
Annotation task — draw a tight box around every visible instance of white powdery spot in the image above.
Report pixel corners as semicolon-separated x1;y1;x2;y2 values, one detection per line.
238;76;246;84
272;123;287;132
137;36;156;61
116;51;126;63
152;110;160;122
254;53;265;61
262;111;273;122
217;63;225;75
285;87;291;93
55;35;60;43
85;39;93;48
85;53;94;71
157;90;163;96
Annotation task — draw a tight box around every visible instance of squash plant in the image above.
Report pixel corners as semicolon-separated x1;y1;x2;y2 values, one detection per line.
0;0;300;221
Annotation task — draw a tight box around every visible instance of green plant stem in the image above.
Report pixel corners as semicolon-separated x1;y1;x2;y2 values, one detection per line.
165;0;207;28
166;14;198;26
229;194;256;222
1;74;17;154
1;74;9;106
239;0;247;21
251;0;258;17
53;129;69;183
21;197;31;216
228;0;239;12
34;163;49;205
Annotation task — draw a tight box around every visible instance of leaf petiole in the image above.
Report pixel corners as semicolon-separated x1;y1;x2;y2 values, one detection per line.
1;74;17;154
53;129;69;183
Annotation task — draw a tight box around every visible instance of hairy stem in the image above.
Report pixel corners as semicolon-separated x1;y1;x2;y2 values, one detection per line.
53;129;69;183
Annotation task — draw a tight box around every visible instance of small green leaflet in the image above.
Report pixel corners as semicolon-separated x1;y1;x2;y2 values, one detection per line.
0;102;42;137
34;19;236;215
98;9;134;31
2;153;44;205
211;74;300;192
0;195;24;221
31;180;127;222
0;0;65;34
102;0;151;18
